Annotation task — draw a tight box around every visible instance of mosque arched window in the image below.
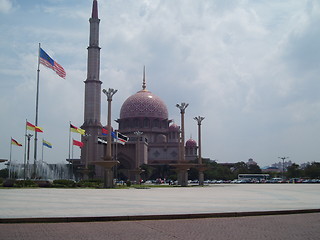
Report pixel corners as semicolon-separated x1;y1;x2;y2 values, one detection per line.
144;118;150;128
153;119;159;128
133;119;139;128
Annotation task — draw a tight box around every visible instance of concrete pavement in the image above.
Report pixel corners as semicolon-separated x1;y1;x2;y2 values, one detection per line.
1;184;319;220
0;184;320;239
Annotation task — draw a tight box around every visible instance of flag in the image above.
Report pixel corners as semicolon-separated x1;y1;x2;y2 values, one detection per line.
43;140;52;148
73;139;84;148
117;132;129;144
11;138;22;147
27;121;43;132
102;128;116;138
97;137;107;145
70;124;85;135
39;48;66;79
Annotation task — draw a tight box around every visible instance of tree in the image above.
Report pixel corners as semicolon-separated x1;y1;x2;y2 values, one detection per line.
304;162;320;179
286;163;301;178
0;168;9;179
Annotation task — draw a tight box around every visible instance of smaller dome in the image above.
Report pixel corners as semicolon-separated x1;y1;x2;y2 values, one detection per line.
169;123;180;132
186;138;197;147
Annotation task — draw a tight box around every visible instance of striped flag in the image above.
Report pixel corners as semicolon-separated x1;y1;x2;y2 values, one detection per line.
70;124;85;135
11;138;22;147
40;48;66;79
43;139;52;148
73;139;84;148
27;121;43;132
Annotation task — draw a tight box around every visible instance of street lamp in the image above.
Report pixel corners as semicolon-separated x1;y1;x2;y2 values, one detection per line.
278;156;289;180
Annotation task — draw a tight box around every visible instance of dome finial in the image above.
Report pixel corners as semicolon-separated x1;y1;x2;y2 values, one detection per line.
142;66;146;90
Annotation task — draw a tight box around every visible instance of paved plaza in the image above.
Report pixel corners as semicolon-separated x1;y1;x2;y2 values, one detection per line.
0;184;320;239
1;184;319;219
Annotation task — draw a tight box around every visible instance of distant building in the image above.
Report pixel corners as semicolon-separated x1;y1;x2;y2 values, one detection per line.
246;158;257;166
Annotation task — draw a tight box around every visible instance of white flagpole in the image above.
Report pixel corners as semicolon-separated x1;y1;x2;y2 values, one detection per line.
68;122;72;179
41;138;44;162
23;120;27;180
33;43;41;178
9;137;12;179
68;121;71;163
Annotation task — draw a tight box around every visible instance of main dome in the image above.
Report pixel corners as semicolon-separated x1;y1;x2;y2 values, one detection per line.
120;89;168;119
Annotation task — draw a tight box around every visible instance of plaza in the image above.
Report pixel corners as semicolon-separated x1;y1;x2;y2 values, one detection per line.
0;184;319;220
1;184;320;240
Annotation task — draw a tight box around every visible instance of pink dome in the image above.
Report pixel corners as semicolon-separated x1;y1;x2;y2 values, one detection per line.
186;138;197;147
169;123;180;132
120;89;168;119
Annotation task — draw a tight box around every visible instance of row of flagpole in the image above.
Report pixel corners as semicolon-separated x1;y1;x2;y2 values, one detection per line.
6;43;67;179
6;43;130;179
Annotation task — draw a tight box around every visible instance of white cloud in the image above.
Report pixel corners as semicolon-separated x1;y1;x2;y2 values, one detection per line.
1;0;320;167
0;0;12;13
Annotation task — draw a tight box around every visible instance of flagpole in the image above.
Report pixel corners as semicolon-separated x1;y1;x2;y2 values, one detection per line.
68;121;72;179
68;121;71;163
23;119;27;180
72;139;74;162
9;137;12;179
42;138;44;162
33;43;41;179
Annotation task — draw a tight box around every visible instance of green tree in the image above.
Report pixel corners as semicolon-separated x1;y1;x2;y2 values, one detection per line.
248;164;262;174
0;168;9;179
304;162;320;179
286;163;302;178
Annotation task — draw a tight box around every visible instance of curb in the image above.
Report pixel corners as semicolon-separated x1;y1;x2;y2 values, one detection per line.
1;209;320;224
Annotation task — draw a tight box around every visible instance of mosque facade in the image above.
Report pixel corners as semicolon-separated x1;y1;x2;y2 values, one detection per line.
78;0;198;181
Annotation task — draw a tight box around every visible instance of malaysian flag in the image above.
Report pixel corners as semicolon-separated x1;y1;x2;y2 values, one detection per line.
39;48;66;79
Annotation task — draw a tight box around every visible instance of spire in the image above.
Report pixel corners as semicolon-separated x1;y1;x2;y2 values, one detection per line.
92;0;98;19
142;66;146;90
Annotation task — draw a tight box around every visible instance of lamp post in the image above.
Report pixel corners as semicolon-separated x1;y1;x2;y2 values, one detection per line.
194;116;205;185
278;156;289;180
176;102;189;186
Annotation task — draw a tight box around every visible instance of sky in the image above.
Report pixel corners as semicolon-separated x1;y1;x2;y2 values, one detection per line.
1;0;320;169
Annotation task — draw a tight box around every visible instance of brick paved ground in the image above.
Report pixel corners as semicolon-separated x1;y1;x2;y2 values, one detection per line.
1;213;319;240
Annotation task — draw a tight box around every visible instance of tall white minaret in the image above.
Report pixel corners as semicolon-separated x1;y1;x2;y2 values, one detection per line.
81;0;102;168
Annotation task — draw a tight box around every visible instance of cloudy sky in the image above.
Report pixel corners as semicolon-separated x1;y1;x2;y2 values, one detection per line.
1;0;320;169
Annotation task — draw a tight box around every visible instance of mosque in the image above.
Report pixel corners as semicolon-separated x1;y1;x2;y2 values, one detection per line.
76;0;199;182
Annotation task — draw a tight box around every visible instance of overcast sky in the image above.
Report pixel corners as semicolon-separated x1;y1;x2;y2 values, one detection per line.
1;0;320;169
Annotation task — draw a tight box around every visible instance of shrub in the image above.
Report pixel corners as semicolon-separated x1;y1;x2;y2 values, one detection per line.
77;179;102;188
126;180;131;187
15;180;37;188
52;179;75;188
3;179;15;187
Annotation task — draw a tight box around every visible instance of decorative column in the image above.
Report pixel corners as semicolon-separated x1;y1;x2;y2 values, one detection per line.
95;88;118;188
194;116;205;186
134;131;143;183
80;133;91;180
176;102;189;186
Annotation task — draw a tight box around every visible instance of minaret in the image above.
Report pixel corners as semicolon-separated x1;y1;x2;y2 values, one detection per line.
81;0;102;168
